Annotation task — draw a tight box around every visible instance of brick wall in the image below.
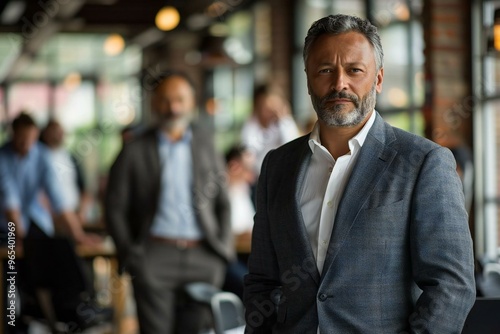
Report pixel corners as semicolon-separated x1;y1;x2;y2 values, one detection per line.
423;0;475;237
269;0;293;100
423;0;473;148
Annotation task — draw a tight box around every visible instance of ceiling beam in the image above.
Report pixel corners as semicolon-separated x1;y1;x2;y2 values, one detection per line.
1;0;87;83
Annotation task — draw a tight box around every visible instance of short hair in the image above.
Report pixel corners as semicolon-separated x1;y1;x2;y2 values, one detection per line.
42;118;61;131
150;70;196;93
12;112;37;131
39;119;62;144
303;14;384;71
225;144;248;164
253;84;286;103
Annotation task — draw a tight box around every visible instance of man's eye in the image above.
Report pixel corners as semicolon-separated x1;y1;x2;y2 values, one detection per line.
319;69;333;73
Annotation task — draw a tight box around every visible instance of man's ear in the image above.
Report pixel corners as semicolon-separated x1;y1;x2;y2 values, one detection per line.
376;67;384;94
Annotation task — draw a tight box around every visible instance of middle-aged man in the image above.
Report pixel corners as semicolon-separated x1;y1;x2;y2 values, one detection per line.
244;14;476;333
105;71;234;334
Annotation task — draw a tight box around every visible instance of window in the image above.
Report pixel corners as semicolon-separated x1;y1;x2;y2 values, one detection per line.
472;0;500;260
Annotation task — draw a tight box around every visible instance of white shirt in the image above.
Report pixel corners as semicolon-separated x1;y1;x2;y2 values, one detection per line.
228;182;255;235
49;148;81;211
299;111;376;275
241;115;300;175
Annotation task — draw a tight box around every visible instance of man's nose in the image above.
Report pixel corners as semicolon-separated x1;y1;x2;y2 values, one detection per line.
330;70;348;92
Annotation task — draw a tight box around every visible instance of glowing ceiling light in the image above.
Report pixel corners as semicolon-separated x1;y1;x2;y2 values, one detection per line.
103;33;125;56
155;6;180;31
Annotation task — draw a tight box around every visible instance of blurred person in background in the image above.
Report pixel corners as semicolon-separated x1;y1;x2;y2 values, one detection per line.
120;123;144;146
225;144;256;245
39;119;91;224
105;71;234;334
241;84;300;177
222;144;256;298
0;113;101;333
0;112;99;245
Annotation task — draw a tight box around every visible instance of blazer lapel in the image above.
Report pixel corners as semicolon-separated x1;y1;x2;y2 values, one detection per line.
139;129;161;237
287;137;321;285
321;114;397;278
145;129;161;182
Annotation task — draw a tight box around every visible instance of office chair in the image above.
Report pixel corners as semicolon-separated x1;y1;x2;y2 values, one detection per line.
184;282;245;334
210;291;245;334
22;237;113;333
477;262;500;297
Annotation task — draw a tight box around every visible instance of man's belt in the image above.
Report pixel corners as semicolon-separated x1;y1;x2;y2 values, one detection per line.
150;236;203;250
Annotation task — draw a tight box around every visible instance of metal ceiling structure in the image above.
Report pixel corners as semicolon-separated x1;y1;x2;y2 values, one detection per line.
0;0;252;82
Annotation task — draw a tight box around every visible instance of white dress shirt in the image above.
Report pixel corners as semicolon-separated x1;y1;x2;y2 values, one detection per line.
299;111;376;275
228;182;255;235
49;148;80;211
241;115;300;175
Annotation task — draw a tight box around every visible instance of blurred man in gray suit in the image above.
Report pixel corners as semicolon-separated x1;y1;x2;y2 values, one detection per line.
244;14;475;333
105;71;233;334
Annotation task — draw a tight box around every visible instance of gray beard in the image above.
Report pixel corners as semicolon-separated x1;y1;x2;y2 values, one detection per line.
311;82;377;127
155;113;192;132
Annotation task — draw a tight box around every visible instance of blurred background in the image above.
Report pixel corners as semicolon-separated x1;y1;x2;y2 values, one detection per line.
1;0;500;332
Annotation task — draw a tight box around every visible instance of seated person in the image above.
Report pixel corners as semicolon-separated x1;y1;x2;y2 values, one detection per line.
223;145;256;298
241;84;300;177
39;119;91;225
0;113;99;245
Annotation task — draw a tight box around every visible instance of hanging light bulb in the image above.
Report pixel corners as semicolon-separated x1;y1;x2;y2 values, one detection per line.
103;33;125;56
495;24;500;51
155;6;180;31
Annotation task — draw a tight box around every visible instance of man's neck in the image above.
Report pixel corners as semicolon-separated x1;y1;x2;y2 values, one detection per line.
318;112;372;160
161;126;187;142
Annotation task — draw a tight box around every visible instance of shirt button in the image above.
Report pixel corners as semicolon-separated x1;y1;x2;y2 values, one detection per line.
328;167;333;173
327;200;333;208
318;293;328;302
322;240;327;245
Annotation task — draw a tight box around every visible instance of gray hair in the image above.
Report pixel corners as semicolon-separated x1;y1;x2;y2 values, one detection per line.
303;14;384;71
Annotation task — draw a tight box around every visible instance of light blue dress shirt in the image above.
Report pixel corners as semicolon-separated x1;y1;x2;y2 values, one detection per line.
149;129;204;240
0;141;67;236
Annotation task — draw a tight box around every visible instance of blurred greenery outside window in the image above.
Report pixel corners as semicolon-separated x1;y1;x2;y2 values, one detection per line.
210;8;257;153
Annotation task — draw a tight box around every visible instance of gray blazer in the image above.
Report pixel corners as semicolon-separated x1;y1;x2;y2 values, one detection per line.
244;113;475;333
105;125;234;273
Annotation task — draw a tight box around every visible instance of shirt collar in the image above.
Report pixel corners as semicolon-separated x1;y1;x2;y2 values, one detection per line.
6;140;39;159
308;110;377;155
157;127;193;145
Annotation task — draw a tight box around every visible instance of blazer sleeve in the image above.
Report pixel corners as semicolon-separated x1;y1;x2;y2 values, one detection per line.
213;147;234;262
104;146;136;271
409;146;476;333
244;151;281;333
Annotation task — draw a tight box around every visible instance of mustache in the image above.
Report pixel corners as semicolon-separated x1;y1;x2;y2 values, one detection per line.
320;91;359;105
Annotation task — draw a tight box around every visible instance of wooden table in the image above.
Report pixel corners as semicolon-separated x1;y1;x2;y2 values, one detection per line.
0;239;126;334
235;233;252;254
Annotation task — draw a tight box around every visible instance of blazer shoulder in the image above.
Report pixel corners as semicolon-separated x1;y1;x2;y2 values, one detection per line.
272;133;310;154
123;128;157;148
191;123;216;144
113;128;157;165
262;134;310;164
387;123;441;154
